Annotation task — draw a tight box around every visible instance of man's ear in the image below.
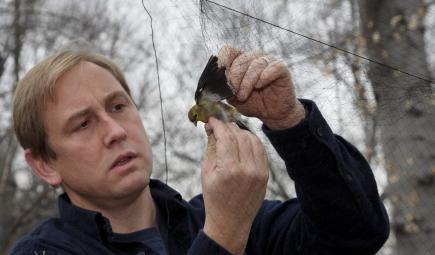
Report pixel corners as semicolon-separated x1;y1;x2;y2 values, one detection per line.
24;149;62;187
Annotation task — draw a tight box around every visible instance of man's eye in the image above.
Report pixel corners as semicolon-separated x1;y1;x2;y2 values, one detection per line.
78;120;89;129
112;104;126;112
72;120;90;132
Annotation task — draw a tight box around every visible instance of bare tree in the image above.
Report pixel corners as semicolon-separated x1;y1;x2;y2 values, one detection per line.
357;1;435;254
303;0;435;253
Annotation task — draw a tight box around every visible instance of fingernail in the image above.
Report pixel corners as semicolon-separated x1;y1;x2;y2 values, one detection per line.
204;123;211;132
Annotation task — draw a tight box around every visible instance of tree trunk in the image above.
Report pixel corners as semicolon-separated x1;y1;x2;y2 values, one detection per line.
358;0;435;254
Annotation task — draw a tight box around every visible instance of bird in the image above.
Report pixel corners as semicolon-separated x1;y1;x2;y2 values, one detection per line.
188;55;249;131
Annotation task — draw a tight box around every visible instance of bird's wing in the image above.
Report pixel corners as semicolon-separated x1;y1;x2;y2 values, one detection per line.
195;55;235;104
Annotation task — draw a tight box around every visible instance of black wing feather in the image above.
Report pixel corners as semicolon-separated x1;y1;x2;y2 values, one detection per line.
195;56;235;103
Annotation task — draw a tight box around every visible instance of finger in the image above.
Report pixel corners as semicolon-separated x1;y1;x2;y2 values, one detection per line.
226;123;251;162
249;135;267;172
229;51;264;97
218;45;242;85
217;45;241;69
204;123;213;136
257;59;290;89
228;53;252;95
206;132;217;155
230;124;260;167
238;57;269;101
208;117;240;162
203;132;217;173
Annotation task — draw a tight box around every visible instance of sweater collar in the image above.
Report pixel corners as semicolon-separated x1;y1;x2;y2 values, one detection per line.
58;179;185;242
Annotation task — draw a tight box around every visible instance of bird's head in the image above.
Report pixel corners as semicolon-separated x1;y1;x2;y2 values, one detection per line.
188;105;199;126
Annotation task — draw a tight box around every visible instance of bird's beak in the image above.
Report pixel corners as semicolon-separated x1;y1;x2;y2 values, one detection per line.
194;121;197;126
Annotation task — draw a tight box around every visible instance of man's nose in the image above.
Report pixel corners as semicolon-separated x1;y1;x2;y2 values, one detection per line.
103;117;127;147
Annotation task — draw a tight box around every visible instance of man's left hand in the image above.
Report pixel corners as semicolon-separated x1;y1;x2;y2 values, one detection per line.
218;45;305;130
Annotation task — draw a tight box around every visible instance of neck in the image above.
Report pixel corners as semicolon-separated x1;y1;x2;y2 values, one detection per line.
104;187;156;233
68;187;156;234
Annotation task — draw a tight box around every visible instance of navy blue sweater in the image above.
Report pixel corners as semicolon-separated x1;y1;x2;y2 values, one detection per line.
10;100;389;254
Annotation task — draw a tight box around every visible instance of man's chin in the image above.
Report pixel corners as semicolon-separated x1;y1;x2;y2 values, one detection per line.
116;175;150;198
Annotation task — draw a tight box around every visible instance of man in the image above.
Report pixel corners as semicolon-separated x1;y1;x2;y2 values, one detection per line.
11;45;389;254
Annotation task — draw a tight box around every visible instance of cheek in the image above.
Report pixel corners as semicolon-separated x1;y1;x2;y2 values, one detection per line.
129;122;152;155
54;140;105;171
54;149;107;190
136;128;151;151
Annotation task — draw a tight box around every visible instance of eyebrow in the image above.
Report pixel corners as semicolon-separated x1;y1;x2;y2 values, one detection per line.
104;90;130;104
61;107;91;134
62;90;130;132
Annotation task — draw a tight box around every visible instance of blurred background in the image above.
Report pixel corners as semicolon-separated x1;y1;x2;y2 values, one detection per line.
0;0;434;254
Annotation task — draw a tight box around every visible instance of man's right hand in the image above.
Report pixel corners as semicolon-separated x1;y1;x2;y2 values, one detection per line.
201;117;268;255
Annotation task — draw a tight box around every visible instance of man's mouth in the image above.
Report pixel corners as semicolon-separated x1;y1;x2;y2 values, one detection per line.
111;152;137;169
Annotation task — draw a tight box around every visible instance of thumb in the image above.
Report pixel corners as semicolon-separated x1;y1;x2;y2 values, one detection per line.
206;133;217;157
204;122;216;156
202;132;217;177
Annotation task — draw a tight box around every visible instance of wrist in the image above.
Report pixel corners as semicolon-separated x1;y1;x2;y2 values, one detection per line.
263;101;306;130
204;219;251;255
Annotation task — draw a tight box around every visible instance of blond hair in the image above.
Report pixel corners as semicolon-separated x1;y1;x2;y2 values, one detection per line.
13;50;131;161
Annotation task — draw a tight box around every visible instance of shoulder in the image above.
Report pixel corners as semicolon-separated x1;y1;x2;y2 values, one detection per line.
10;219;83;255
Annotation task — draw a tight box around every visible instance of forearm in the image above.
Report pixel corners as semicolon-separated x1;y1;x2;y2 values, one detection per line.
203;217;251;255
263;99;389;250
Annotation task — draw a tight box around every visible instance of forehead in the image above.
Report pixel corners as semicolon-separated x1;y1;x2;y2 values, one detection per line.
52;61;125;104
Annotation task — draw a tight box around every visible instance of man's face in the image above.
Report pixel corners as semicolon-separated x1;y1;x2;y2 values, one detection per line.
43;61;152;208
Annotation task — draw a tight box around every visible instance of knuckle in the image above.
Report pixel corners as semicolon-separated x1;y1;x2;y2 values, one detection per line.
253;57;268;68
234;52;251;66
